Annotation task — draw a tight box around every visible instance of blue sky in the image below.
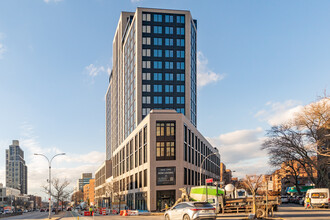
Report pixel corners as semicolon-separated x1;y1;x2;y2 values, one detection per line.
0;0;329;198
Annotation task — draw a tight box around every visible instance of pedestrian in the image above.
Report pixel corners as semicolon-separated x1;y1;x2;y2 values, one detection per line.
89;206;93;216
305;196;313;209
165;203;169;211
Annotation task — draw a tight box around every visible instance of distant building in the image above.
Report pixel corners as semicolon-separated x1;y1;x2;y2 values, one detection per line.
95;160;112;207
220;163;233;185
28;195;42;209
83;179;95;206
0;183;20;207
77;173;93;192
6;140;28;194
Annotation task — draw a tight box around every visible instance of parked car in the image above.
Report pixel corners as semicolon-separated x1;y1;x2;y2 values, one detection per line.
305;188;329;208
40;209;45;212
281;196;289;203
164;202;216;220
299;197;304;205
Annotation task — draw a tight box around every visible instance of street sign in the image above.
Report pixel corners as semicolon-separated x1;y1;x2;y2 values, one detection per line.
206;178;213;183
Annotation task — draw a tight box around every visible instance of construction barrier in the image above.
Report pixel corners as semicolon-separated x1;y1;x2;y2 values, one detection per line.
128;210;139;216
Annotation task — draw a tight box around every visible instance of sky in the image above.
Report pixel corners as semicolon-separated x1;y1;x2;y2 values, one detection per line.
0;0;329;199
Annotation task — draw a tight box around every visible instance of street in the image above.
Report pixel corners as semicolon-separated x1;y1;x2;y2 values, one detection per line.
276;203;330;220
2;212;48;219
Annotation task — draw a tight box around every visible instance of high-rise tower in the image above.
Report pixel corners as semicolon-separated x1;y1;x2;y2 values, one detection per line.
6;140;28;194
106;8;197;160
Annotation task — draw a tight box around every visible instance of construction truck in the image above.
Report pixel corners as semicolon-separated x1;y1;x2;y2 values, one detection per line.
174;184;280;219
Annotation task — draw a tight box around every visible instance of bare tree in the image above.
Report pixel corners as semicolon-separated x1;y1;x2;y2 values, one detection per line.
43;178;72;211
71;191;84;206
242;175;263;215
262;96;330;188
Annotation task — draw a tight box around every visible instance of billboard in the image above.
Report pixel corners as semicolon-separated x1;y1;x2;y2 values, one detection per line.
156;167;176;185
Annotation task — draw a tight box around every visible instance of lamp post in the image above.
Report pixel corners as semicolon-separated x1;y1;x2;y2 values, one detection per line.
199;152;219;202
34;153;65;219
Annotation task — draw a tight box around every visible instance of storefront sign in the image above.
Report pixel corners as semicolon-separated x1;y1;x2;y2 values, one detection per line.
157;167;176;185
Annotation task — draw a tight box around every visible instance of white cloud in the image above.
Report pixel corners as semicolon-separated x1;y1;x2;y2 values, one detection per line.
255;100;303;125
44;0;63;3
0;33;6;59
85;64;105;78
1;123;105;198
207;127;269;178
197;51;225;88
131;0;143;3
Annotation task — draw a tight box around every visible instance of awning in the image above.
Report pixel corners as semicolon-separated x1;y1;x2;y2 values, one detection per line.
286;186;314;193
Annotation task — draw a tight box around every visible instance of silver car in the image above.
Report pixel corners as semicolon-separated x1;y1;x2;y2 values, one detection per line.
164;202;216;220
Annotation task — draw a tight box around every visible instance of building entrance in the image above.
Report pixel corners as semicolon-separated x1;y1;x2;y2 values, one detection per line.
156;190;176;211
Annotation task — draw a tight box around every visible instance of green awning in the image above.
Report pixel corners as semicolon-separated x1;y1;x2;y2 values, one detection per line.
286;186;314;193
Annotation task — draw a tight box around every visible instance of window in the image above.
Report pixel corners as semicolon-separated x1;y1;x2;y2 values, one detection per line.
165;27;173;34
165;62;173;69
165;85;173;92
144;169;147;187
142;49;151;57
177;96;185;104
153;61;162;69
139;171;142;188
154;73;162;81
165;50;173;57
177;15;185;23
142;108;151;116
142;25;151;33
142;84;151;92
143;72;151;80
177;85;184;92
176;27;185;35
156;142;175;160
154;49;162;57
154;26;162;34
165;96;173;104
142;37;151;45
165;38;173;46
153;14;162;22
165;73;173;81
184;168;187;185
154;85;162;92
177;39;185;46
177;62;185;70
154;96;162;104
142;96;150;104
154;38;162;46
142;61;151;68
176;50;184;58
142;13;151;21
177;108;185;114
165;15;173;23
177;73;184;81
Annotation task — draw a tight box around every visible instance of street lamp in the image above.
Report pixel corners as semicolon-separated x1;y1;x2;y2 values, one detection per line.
199;152;219;186
34;153;65;219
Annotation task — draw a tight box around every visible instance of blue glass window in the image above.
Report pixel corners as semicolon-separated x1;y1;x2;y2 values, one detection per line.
176;27;185;35
154;73;162;81
165;50;173;57
177;15;185;23
165;15;173;23
154;26;162;34
165;85;173;92
165;62;173;69
176;50;185;58
154;61;162;69
154;49;162;57
165;38;173;46
165;73;173;81
165;96;174;104
177;108;185;114
154;38;162;46
177;96;185;104
154;96;162;104
154;14;162;22
176;74;184;81
154;85;162;92
176;39;185;46
177;85;185;92
177;62;185;70
165;27;173;34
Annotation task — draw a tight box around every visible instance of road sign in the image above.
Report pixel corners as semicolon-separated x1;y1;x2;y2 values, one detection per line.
206;178;213;183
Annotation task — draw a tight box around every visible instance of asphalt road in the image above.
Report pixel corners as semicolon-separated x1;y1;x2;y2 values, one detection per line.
2;212;49;219
276;203;330;220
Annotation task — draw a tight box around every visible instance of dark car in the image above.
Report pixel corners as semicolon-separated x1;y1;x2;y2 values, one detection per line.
40;209;45;212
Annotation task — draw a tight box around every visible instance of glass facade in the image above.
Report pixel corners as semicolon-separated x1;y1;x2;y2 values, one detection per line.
190;21;197;126
124;21;137;138
141;12;186;120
